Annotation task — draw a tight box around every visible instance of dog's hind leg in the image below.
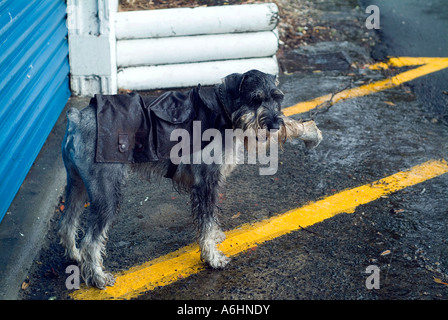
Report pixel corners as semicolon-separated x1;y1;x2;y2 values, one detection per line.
58;167;87;263
79;165;127;289
191;164;230;269
59;117;88;263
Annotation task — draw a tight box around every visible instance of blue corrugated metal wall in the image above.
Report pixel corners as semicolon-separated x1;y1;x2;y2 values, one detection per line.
0;0;71;222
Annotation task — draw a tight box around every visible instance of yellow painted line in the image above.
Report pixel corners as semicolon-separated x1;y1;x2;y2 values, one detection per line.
71;159;448;300
283;57;448;116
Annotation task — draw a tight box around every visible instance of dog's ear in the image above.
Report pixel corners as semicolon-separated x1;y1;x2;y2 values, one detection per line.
221;73;245;98
219;73;245;114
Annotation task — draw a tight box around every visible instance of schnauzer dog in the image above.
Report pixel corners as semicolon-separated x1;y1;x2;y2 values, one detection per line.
59;69;322;289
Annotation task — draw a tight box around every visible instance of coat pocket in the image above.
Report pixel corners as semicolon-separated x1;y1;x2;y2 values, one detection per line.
149;91;196;159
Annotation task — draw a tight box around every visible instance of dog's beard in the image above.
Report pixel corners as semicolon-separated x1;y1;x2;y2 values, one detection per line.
232;107;288;149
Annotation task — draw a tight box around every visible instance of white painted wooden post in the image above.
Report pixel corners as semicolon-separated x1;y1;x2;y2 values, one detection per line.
67;2;280;94
116;31;279;67
117;57;279;90
114;4;279;39
115;3;280;91
67;0;118;95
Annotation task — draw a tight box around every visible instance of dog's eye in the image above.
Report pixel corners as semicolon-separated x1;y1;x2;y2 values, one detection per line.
271;89;284;102
251;90;265;104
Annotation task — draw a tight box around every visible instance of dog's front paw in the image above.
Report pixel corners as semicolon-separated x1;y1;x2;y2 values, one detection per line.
205;250;230;269
83;269;116;289
92;272;116;290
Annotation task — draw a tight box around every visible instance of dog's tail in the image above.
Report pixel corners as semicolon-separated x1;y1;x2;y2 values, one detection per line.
63;108;82;160
66;107;81;128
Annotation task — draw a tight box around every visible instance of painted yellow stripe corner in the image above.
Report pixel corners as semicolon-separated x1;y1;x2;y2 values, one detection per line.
282;57;448;117
71;158;448;300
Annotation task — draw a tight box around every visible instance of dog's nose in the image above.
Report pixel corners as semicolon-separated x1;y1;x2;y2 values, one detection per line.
267;121;280;131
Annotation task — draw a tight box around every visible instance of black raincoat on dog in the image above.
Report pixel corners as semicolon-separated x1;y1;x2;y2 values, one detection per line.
93;85;231;166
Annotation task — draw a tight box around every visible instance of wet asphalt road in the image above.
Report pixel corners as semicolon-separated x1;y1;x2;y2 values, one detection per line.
21;1;448;301
361;0;448;123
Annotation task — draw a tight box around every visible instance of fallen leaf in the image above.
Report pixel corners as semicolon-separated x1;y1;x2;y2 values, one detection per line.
232;212;241;219
21;281;29;290
59;205;65;212
380;250;391;256
433;277;448;286
384;101;396;106
247;246;257;254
